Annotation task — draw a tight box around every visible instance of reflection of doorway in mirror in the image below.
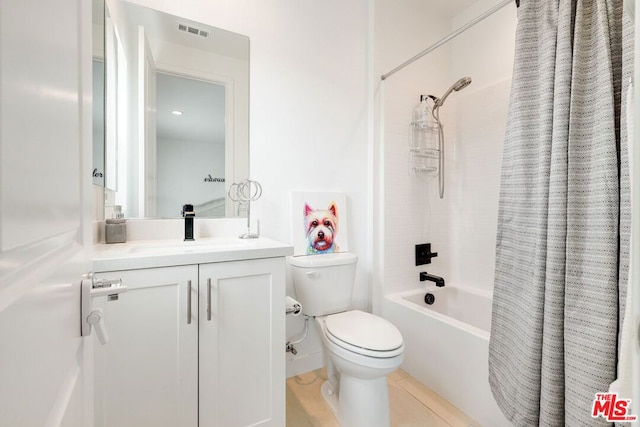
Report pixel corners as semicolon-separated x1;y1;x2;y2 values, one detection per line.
155;73;226;218
92;59;105;187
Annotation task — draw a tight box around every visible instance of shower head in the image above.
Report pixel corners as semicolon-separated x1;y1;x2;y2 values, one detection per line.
452;76;472;92
433;76;472;109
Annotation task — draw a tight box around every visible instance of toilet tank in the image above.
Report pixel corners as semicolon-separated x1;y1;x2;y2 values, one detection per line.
288;253;358;316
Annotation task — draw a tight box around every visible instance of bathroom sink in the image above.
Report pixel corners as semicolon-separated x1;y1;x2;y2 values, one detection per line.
125;238;251;254
93;236;294;272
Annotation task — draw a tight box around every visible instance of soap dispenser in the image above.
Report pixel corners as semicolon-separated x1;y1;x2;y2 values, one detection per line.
105;205;127;244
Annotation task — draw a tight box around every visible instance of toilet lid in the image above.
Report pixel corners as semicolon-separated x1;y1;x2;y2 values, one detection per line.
325;310;403;353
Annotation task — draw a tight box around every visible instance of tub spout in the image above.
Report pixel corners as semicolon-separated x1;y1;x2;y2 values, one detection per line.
419;272;445;287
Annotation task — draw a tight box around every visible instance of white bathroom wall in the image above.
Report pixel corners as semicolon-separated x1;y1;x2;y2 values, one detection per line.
379;0;517;299
127;0;371;376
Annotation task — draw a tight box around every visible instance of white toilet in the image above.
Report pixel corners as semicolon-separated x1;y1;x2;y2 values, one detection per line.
288;252;404;427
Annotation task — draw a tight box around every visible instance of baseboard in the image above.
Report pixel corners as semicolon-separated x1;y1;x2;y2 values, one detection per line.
286;351;324;378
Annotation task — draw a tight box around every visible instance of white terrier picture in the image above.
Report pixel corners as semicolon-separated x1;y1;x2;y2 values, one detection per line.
304;202;340;254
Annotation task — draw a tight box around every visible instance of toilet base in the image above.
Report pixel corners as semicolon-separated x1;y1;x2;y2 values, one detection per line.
320;375;390;427
320;381;339;419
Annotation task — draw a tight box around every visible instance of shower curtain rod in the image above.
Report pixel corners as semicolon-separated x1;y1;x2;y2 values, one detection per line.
381;0;516;81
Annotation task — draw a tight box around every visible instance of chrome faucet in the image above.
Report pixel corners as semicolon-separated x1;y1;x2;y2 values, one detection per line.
182;204;195;241
420;272;445;287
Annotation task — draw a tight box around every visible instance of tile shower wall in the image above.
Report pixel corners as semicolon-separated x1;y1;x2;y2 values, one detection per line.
446;0;516;293
446;80;510;292
380;0;517;297
376;0;455;304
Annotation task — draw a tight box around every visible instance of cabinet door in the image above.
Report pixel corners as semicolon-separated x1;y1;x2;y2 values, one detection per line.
94;265;198;427
199;258;286;427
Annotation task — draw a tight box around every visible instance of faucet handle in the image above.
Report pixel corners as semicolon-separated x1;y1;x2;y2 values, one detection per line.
415;243;438;265
182;204;195;217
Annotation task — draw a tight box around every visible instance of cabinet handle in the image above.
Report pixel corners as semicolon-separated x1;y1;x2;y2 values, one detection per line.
187;280;192;325
207;278;212;321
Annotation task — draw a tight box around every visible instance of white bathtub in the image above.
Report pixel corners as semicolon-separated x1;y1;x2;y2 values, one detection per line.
383;287;511;427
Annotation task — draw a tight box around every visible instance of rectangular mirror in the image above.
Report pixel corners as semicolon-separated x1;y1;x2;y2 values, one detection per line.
99;0;249;219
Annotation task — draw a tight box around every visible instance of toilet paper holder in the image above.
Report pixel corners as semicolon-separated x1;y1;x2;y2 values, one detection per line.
285;296;301;315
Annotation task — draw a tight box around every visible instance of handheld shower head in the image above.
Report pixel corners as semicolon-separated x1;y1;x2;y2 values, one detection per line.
452;76;472;91
426;76;472;201
433;76;472;109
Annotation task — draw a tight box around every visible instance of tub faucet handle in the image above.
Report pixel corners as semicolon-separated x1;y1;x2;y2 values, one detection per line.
416;243;438;265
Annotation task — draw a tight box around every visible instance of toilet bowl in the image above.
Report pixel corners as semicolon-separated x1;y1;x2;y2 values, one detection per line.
287;253;405;427
318;310;404;375
315;310;404;427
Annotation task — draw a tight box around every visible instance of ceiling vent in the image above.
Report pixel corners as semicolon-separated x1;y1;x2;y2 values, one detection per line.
178;23;209;38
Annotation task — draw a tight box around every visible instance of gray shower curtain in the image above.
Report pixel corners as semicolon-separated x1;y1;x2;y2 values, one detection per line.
488;0;631;426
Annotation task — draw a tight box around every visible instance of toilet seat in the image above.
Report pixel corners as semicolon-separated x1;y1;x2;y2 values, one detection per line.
324;310;404;358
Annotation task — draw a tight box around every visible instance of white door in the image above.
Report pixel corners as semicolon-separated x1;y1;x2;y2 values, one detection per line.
93;266;198;427
0;0;93;426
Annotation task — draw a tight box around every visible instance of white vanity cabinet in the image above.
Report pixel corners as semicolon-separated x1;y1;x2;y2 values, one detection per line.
92;242;289;427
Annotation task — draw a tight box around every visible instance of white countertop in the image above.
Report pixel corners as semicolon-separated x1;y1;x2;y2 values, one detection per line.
93;236;294;272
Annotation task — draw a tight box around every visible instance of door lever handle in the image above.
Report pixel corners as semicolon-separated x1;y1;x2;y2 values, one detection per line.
90;280;127;298
81;273;128;343
86;308;108;345
88;274;127;298
92;277;122;288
